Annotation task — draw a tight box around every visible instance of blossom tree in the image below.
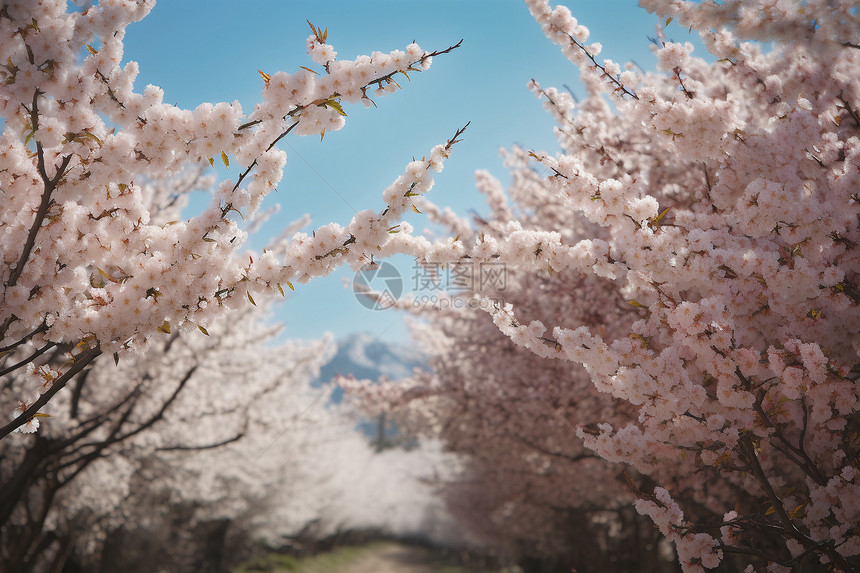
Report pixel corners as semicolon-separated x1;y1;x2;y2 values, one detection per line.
346;257;677;571
0;0;463;438
1;291;458;572
0;2;470;569
350;0;860;571
0;294;334;571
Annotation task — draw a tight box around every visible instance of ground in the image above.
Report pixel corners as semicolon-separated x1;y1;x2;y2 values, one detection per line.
234;541;510;573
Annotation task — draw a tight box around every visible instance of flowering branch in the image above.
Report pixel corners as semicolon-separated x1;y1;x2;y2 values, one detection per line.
0;346;101;440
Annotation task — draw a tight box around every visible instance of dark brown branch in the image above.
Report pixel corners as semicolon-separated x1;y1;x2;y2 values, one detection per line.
444;121;470;151
0;346;101;440
227;120;298;201
718;541;811;567
673;66;695;99
231;39;463;203
837;93;860;128
508;433;596;463
0;319;47;353
739;434;802;538
423;39;463;59
68;366;90;419
155;430;245;452
0;341;55;379
739;368;828;486
56;378;143;454
96;365;197;446
55;388;143;477
566;33;638;100
365;39;463;93
94;69;146;125
735;435;854;573
237;118;261;131
266;119;300;153
8;127;73;289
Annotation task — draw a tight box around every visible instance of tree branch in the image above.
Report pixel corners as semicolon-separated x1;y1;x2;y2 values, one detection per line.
155;430;246;452
0;346;101;440
9;88;72;288
0;341;56;380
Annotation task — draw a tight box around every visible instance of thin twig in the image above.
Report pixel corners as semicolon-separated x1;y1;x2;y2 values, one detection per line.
567;33;638;100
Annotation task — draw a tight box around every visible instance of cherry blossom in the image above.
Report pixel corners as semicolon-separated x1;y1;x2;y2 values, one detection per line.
350;0;860;570
0;0;462;437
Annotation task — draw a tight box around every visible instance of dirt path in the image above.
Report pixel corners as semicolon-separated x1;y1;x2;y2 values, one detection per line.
321;543;436;573
298;542;500;573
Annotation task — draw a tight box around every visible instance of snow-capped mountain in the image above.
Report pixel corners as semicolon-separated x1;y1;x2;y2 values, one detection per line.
315;332;426;402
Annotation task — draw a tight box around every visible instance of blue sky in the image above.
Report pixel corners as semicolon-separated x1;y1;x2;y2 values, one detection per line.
121;1;689;345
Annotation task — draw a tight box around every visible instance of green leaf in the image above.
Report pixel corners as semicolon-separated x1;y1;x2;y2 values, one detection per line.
157;320;171;334
197;324;210;336
286;281;295;291
277;283;285;297
654;206;671;224
221;151;229;169
324;98;347;116
208;157;215;168
247;292;256;306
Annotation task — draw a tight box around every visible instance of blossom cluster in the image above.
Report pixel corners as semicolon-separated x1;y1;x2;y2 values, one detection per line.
0;1;460;436
349;0;860;570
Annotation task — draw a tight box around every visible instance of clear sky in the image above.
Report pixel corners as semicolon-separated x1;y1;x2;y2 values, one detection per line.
120;1;693;345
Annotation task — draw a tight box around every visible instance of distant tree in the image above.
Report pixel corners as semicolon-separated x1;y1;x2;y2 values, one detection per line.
346;263;673;572
2;294;456;572
0;281;340;572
